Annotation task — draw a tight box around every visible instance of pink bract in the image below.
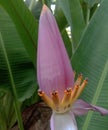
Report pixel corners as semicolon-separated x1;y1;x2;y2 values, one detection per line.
37;5;74;98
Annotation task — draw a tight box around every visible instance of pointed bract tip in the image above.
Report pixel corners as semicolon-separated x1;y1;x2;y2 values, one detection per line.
41;4;49;15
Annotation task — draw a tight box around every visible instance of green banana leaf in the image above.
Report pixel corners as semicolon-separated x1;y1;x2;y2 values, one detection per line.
0;0;38;65
72;0;108;129
58;0;85;49
0;6;37;102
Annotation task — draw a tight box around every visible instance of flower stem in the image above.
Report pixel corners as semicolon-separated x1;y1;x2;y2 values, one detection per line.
0;33;24;130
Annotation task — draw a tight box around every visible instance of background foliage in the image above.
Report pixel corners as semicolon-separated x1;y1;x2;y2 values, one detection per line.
0;0;108;130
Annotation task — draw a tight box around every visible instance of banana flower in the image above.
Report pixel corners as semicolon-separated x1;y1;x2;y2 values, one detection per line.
37;5;108;130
